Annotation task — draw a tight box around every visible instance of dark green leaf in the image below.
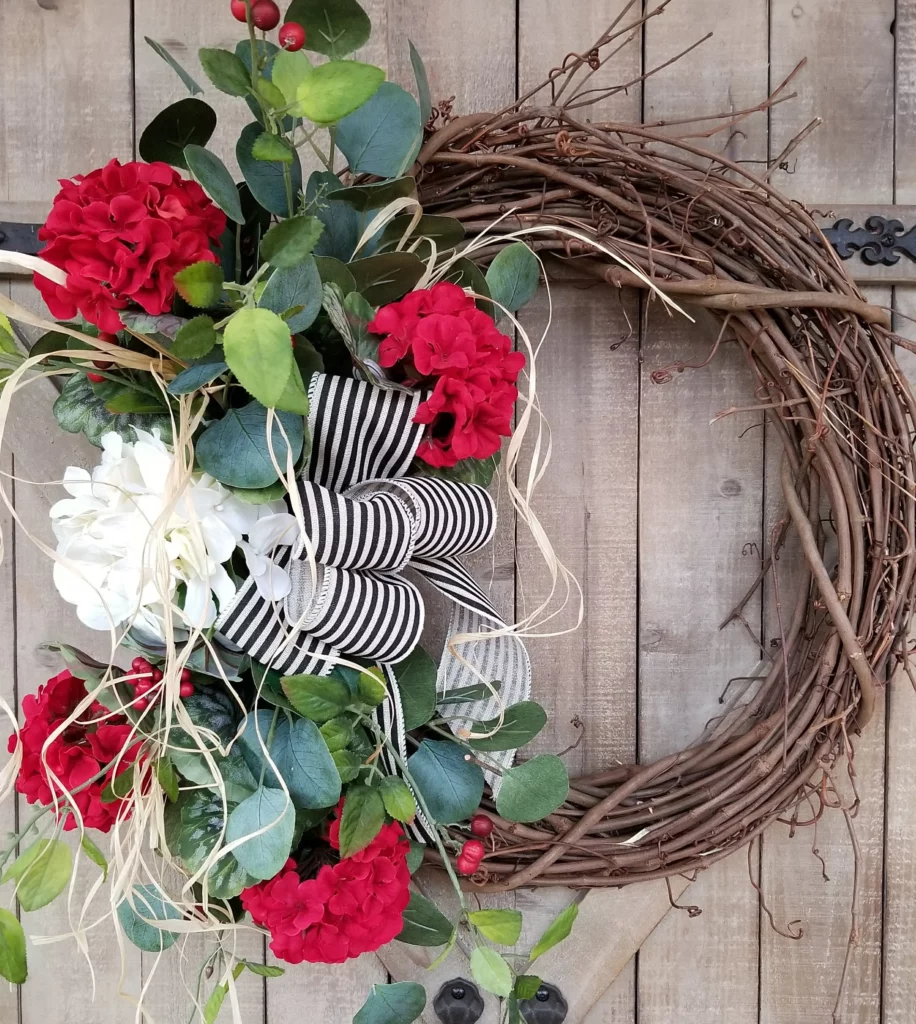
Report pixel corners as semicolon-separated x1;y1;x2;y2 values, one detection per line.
314;255;357;295
3;840;72;912
412;451;500;488
468;908;522;945
241;961;285;977
282;673;352;722
184;145;245;224
172;315;218;360
237;121;303;217
378;215;464;253
443;257;492;313
405;843;424;874
260;259;323;334
261;216;325;268
117;884;182;952
530;902;579;962
80;835;108;879
252;131;295;163
353;981;426;1024
223;307;293;407
338;785;385;857
349;252;424;305
167;350;228;394
466;701;547;752
396;892;454;947
408;41;432;124
393;647;437;730
319;717;353;752
308;172;360;261
438;679;502;706
471;946;513;998
103;389;166;415
155;758;180;802
407;740;484;825
199;47;251;97
145;37;203;95
379;777;416;823
514;976;542;1001
174;261;224;308
0;908;26;984
195;400;304;489
332;749;364;783
139;97;216;169
496;755;569;823
226;786;295;880
336;82;422;178
328;176;416;211
296;61;385;124
485;242;540;313
286;0;372;59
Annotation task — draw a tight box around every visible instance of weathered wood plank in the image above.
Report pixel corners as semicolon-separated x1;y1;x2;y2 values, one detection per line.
763;3;895;1022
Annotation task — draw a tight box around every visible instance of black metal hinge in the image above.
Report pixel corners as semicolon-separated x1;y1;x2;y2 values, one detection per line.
821;215;916;267
0;222;42;256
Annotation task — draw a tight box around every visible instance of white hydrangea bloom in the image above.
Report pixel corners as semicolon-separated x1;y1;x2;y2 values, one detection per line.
49;429;294;638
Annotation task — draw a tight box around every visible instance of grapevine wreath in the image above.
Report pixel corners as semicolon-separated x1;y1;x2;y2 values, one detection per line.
0;1;913;1022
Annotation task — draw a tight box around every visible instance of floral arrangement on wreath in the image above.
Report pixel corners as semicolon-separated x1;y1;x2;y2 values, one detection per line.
0;1;659;1021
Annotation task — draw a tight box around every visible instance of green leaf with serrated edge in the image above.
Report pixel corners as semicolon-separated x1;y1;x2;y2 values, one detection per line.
530;902;579;962
145;37;203;95
139;97;216;169
471;945;513;998
252;131;295;164
486;241;540;313
0;908;27;984
3;840;72;912
332;749;363;783
172;315;218;360
256;76;287;110
199;47;251;97
261;215;325;269
407;740;484;825
104;390;166;415
155;758;180;802
466;701;548;752
377;214;464;253
274;361;310;415
223;307;293;407
496;755;569;824
319;717;353;752
514;975;542;1000
437;680;502;706
282;674;351;722
328;176;416;211
174;261;224;308
272;48;313;107
337;82;422;179
348;252;424;305
338;785;385;858
260;259;323;334
396;892;454;947
118;883;182;952
167;350;228;395
406;843;424;875
468;909;523;946
353;981;426;1024
226;786;295;881
237;122;303;217
195;400;304;489
286;0;372;59
184;145;245;224
408;41;432;123
80;835;108;879
296;61;385;125
357;667;386;707
393;646;437;730
379;777;416;823
241;960;285;977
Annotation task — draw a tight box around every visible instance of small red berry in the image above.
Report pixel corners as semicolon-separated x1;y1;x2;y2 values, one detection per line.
87;372;106;383
251;0;281;30
278;21;306;50
470;814;494;838
456;853;478;876
181;667;193;684
179;682;196;698
131;657;150;672
134;677;153;695
133;696;150;712
461;839;486;865
230;0;249;22
151;667;164;683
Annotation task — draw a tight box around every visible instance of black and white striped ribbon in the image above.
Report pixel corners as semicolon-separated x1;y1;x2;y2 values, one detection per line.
215;373;529;839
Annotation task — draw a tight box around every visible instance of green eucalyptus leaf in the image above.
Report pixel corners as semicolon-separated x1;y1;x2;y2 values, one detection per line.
261;215;325;268
377;214;464;253
466;701;547;752
328;176;416;211
195;400;304;489
282;673;352;722
3;840;72;912
348;252;424;305
392;646;437;730
260;259;323;333
0;908;27;984
117;884;182;952
252;131;295;164
172;315;218;360
237;122;303;217
286;0;372;59
467;908;523;946
485;242;540;313
167;350;228;394
396;892;453;947
226;786;295;881
353;981;426;1024
184;145;245;224
407;740;484;825
470;946;513;998
199;47;251;97
314;254;357;293
229;480;290;505
496;755;569;823
336;82;422;178
295;61;385;124
139;97;216;169
530;902;579;962
442;257;492;313
174;261;224;308
307;172;360;262
223;307;293;406
338;785;385;857
408;41;432;123
145;37;203;95
379;777;416;823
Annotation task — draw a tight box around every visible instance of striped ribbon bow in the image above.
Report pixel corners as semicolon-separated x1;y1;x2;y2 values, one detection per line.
215;372;529;831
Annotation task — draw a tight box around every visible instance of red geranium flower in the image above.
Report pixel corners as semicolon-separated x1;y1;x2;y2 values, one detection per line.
34;159;226;333
241;803;412;965
368;282;525;468
7;668;143;832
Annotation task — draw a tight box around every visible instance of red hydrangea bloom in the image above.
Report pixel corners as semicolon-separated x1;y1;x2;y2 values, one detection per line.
241;805;412;965
35;159;226;333
7;669;143;832
368;282;526;468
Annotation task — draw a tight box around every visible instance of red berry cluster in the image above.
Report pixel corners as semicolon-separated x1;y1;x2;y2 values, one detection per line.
456;815;494;875
230;1;307;50
128;657;195;712
87;331;120;384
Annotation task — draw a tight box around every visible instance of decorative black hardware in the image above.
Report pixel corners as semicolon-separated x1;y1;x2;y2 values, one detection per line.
821;215;916;267
433;979;484;1024
0;222;42;256
518;982;568;1024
